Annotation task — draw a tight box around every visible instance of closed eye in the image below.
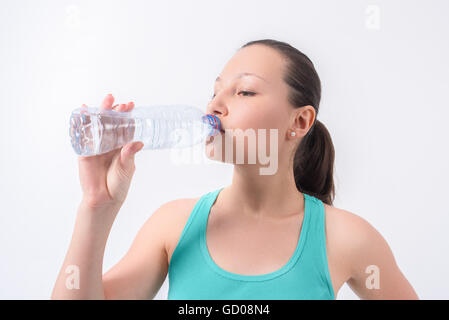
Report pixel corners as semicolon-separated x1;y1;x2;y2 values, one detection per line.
238;91;256;97
211;91;256;99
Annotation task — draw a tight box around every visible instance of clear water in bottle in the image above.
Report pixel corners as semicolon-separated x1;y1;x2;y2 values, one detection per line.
69;105;222;156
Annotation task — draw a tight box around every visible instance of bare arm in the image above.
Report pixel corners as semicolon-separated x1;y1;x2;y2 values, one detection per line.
52;94;145;299
51;202;120;299
101;200;181;299
345;213;419;299
52;197;179;300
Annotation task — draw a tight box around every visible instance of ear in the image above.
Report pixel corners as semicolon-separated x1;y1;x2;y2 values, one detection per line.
289;105;316;138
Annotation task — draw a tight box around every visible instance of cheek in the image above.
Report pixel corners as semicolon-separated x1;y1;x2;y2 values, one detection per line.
231;101;282;131
246;107;285;133
234;107;286;154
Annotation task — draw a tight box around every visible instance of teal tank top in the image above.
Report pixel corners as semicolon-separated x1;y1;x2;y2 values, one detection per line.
167;187;335;300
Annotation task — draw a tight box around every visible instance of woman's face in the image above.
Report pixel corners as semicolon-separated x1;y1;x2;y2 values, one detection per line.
205;44;300;167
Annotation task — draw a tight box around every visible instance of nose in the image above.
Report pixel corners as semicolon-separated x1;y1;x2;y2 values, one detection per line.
207;97;228;118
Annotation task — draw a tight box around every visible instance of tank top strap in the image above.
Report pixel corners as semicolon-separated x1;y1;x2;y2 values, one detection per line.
297;193;335;299
301;193;328;254
167;188;223;275
201;187;224;214
193;187;224;229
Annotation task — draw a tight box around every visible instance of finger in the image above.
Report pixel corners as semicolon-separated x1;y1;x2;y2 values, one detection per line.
101;93;114;110
80;103;88;115
119;141;144;171
124;101;134;112
117;103;127;112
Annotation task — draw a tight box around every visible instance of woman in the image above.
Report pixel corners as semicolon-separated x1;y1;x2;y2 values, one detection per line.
51;39;418;300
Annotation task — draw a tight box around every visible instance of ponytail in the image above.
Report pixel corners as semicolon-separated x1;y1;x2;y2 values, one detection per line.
293;120;335;205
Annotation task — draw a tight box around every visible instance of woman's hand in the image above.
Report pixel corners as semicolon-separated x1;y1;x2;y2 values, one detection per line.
78;94;144;210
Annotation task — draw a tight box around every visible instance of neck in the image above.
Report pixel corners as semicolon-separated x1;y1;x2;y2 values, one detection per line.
221;160;304;220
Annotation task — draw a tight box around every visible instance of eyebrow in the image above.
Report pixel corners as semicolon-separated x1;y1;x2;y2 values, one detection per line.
215;72;268;83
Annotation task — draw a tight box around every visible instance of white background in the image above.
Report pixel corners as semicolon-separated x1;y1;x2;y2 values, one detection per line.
0;0;448;299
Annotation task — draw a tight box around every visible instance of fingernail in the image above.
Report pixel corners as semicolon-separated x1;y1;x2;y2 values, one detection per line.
135;142;143;152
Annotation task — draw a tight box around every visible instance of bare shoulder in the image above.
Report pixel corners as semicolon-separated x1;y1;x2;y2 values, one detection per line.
322;203;381;259
322;203;418;299
321;203;381;290
154;197;201;263
101;197;201;299
323;203;376;241
322;203;395;282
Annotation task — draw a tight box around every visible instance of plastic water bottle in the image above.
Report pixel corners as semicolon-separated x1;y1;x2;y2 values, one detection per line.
69;105;223;156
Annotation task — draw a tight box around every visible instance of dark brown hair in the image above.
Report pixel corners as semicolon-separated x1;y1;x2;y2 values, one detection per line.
241;39;335;205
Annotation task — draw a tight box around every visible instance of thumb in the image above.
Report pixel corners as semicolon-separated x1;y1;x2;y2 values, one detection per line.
119;141;144;169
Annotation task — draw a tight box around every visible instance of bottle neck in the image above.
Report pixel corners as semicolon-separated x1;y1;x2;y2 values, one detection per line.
202;114;221;136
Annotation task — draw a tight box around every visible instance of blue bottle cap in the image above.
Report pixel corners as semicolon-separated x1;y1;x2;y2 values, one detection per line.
202;114;222;136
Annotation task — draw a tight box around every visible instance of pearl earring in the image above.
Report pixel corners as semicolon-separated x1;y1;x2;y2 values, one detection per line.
291;131;296;137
